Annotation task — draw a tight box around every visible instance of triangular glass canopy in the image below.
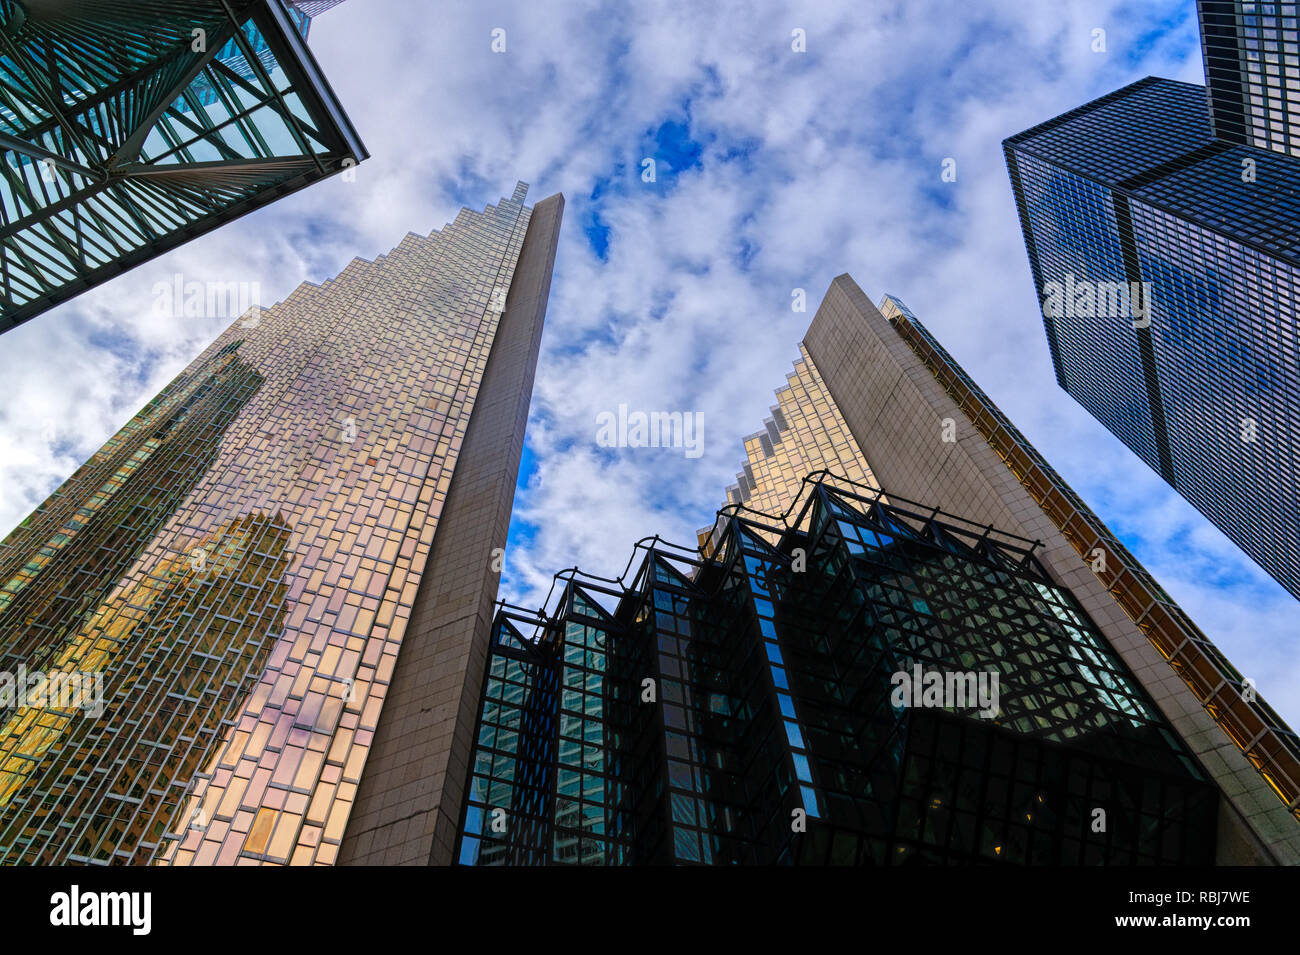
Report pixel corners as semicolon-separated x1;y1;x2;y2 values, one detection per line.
0;0;366;333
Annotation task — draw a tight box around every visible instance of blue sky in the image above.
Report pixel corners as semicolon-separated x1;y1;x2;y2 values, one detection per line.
0;0;1294;722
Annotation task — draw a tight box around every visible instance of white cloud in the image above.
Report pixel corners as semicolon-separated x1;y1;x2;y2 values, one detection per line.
0;0;1293;727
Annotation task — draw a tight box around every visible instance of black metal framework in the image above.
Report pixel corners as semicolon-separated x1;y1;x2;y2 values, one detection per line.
882;293;1300;826
1003;75;1300;602
0;0;366;333
285;0;346;17
1199;1;1300;156
455;474;1219;865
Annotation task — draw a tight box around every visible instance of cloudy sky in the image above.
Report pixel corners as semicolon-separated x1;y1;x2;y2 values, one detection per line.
1;0;1295;721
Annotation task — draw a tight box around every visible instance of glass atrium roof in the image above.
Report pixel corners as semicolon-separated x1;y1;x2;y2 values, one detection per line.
0;0;366;334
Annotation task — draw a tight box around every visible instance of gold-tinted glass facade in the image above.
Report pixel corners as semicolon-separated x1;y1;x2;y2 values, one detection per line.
701;343;877;548
0;184;539;865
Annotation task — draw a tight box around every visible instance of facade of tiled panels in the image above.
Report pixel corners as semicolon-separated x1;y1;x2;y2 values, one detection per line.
339;194;563;866
0;188;545;866
703;344;879;551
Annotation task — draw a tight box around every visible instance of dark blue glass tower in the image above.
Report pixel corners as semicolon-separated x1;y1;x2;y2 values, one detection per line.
1004;75;1300;602
1200;0;1300;157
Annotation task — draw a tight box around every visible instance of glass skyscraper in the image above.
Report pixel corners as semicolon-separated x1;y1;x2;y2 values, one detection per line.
461;478;1218;865
0;183;563;865
1200;0;1300;156
456;277;1300;865
1004;73;1300;602
710;343;877;527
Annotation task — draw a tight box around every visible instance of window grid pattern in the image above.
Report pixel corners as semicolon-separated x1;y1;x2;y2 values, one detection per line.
658;546;798;865
1201;1;1300;157
1005;75;1300;600
742;537;821;820
0;186;534;865
1132;202;1300;590
550;597;627;865
1004;149;1163;471
704;344;878;552
882;295;1300;823
458;619;556;867
780;486;1213;865
455;478;1217;865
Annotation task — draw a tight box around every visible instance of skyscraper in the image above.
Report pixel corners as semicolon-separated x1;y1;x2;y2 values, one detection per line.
709;342;877;529
1004;74;1300;601
1199;0;1300;156
0;0;365;335
456;277;1300;865
0;183;563;865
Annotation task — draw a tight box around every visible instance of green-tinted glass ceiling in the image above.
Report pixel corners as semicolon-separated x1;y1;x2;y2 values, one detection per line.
0;0;365;334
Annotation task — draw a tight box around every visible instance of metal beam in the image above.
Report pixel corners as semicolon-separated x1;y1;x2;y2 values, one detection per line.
0;130;104;181
0;0;366;332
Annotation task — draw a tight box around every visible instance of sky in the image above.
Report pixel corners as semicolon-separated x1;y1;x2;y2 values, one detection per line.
0;0;1295;723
